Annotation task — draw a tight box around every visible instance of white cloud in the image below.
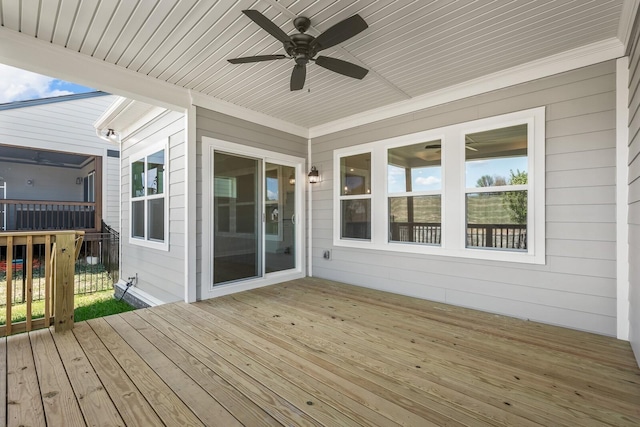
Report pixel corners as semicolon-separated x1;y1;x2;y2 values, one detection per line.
415;176;441;186
0;64;73;104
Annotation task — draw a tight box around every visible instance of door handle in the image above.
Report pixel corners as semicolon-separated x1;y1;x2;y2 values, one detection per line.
291;214;296;225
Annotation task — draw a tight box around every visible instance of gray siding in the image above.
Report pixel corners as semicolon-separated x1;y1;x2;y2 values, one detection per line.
0;94;120;230
628;26;640;363
121;111;185;303
195;107;307;299
311;61;618;336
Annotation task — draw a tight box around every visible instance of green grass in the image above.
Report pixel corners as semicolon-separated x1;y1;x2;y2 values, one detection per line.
0;289;135;325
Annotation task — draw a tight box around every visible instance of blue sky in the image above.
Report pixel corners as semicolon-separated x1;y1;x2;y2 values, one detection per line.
0;63;94;104
388;156;527;193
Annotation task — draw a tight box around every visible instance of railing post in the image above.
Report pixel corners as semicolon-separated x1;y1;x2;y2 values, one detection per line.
54;233;75;332
485;225;494;247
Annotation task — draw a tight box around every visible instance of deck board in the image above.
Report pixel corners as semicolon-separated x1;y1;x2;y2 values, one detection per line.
7;333;44;427
1;278;639;426
52;329;124;426
104;313;242;426
72;322;162;426
86;317;205;426
30;329;84;427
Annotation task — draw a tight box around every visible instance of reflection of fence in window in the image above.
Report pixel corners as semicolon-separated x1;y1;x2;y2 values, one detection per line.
390;222;526;249
0;231;119;306
467;224;527;250
392;223;441;244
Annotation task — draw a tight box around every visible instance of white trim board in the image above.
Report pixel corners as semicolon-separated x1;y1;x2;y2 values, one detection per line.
0;27;189;112
619;0;640;52
616;57;631;341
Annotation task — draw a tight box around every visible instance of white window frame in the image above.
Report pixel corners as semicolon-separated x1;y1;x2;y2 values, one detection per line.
128;139;169;251
85;170;95;203
333;107;545;264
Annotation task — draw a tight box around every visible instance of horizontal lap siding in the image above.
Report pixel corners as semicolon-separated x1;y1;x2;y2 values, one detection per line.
628;25;640;363
0;95;117;155
311;61;618;335
121;112;185;303
195;107;307;300
0;94;120;230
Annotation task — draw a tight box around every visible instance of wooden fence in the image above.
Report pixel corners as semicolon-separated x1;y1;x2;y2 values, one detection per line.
0;230;84;336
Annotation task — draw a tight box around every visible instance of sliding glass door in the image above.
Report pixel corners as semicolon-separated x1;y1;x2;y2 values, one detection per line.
213;152;260;284
211;152;299;286
265;163;296;273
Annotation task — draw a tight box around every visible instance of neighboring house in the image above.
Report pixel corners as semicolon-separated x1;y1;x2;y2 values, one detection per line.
0;92;120;233
0;1;638;368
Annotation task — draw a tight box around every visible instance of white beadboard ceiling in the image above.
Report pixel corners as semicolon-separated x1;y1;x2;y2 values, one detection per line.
0;0;631;131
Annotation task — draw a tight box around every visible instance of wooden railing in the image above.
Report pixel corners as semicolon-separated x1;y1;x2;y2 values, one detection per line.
390;222;527;249
0;200;98;231
0;230;84;336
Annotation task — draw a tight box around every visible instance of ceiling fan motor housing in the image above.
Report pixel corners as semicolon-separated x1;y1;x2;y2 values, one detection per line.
289;32;316;65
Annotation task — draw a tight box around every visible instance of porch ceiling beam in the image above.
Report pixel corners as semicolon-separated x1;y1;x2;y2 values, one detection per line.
0;27;310;138
0;27;190;112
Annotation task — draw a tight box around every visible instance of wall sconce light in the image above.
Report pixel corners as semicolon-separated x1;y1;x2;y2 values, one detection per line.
288;173;296;185
106;128;118;141
76;177;83;185
308;166;320;184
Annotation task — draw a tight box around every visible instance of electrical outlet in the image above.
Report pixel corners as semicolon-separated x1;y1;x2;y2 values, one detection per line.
323;250;331;260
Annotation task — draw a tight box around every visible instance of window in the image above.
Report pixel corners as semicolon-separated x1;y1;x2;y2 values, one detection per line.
333;107;545;264
130;141;168;249
388;140;442;245
339;153;371;240
465;125;528;250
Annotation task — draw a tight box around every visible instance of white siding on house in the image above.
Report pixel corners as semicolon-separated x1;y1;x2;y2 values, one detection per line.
0;93;120;230
195;107;307;300
628;25;640;364
121;111;185;303
311;61;618;336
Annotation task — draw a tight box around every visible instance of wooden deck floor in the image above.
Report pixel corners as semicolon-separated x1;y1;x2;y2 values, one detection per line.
1;277;639;426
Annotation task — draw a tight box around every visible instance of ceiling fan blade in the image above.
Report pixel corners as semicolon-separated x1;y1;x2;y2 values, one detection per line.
465;145;479;152
290;64;306;90
228;55;287;64
243;10;291;44
311;14;368;51
315;56;368;79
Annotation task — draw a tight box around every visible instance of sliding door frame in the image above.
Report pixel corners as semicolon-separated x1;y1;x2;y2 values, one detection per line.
201;136;306;299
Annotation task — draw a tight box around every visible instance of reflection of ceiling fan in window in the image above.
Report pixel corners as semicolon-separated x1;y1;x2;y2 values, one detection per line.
424;137;479;152
32;152;64;166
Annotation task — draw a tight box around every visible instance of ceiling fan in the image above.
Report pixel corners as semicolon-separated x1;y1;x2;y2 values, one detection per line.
227;10;369;91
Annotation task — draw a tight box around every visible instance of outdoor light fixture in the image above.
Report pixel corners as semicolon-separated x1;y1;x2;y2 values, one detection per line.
308;166;320;184
106;129;118;141
76;177;82;185
288;173;296;185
